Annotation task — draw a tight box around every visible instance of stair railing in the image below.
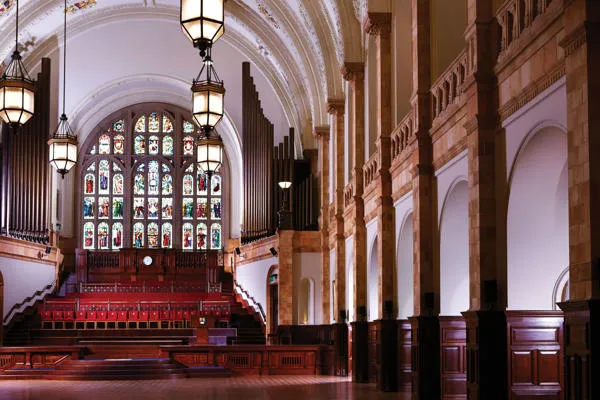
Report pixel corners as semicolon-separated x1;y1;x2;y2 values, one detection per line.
3;280;57;326
234;280;266;325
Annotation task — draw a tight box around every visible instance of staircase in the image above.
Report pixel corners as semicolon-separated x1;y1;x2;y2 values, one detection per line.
0;358;230;380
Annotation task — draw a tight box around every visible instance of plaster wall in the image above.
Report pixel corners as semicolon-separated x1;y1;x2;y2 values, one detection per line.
0;258;55;318
293;252;323;325
394;192;413;319
235;256;278;317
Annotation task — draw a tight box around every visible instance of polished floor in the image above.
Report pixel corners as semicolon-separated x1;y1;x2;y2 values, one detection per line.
0;376;411;400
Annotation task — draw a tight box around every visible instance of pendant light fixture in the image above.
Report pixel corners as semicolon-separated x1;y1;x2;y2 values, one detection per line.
0;0;36;129
48;0;78;178
180;0;225;57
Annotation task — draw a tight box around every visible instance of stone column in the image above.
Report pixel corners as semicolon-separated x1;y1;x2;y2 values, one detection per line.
342;62;369;383
328;99;346;322
558;1;600;399
314;126;331;323
409;1;440;398
277;230;294;325
462;1;507;399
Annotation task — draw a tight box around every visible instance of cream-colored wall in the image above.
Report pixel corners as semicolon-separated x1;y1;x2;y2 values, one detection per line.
430;0;468;81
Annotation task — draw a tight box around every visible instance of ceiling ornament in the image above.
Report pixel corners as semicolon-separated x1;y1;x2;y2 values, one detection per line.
256;2;279;30
66;0;97;14
0;0;13;16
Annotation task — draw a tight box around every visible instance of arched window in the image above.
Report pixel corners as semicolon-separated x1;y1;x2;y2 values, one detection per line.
80;105;225;250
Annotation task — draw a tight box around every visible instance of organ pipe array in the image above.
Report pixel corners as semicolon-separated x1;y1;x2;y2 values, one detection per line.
0;58;51;244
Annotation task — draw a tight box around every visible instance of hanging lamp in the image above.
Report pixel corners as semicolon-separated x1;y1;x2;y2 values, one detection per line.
0;0;36;128
180;0;224;57
48;0;78;178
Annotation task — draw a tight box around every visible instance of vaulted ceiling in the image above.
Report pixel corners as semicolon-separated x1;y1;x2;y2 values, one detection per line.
0;0;365;152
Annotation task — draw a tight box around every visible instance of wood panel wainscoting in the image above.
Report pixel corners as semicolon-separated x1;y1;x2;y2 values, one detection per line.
162;345;333;376
506;311;564;399
439;316;467;399
397;320;412;392
0;346;83;369
368;321;378;383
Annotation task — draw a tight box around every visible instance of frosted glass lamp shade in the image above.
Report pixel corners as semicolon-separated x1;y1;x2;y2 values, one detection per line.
196;135;223;175
192;81;225;131
0;80;35;127
180;0;224;52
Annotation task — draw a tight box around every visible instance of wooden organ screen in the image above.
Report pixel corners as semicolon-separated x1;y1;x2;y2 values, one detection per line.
0;58;51;244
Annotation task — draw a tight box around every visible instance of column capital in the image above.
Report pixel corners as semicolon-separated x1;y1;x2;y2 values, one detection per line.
313;125;330;139
364;12;392;38
341;62;365;82
327;98;345;115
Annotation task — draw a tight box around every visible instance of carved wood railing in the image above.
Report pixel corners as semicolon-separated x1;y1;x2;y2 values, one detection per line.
431;49;469;122
344;183;354;209
391;109;415;162
0;355;16;371
363;151;379;190
234;280;266;324
175;251;208;268
3;282;55;326
87;251;120;269
497;0;557;58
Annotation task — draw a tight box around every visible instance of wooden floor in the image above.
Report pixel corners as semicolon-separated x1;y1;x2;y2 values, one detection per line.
0;376;411;399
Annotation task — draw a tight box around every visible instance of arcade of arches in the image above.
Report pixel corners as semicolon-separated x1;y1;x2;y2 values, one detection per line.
0;0;599;399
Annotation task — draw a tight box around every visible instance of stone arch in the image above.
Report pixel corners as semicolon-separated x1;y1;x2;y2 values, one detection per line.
265;265;279;335
368;235;379;321
507;125;568;310
439;179;469;316
396;211;414;319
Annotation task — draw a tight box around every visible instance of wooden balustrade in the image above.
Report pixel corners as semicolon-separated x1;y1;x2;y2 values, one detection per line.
431;50;469;121
344;183;354;209
391;110;415;161
497;0;556;57
0;355;16;371
363;151;379;190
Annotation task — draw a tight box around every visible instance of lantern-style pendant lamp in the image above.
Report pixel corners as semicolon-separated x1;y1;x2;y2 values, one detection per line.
180;0;224;57
197;133;223;176
48;0;78;178
0;0;36;128
192;53;225;132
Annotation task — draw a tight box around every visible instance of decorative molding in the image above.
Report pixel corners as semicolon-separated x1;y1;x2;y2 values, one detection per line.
341;62;364;81
464;117;479;135
559;24;587;57
327;98;345;115
66;0;97;14
499;61;566;121
313;125;330;139
363;12;391;37
0;0;13;15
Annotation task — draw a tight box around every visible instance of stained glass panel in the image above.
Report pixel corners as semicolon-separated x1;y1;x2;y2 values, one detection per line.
84;173;95;195
134;174;145;195
112;197;123;219
183;136;194;156
135;116;146;133
98;223;109;249
211;198;222;219
163;115;174;133
182;223;194;249
211;175;221;195
83;222;94;249
163;136;174;156
162;223;173;248
99;134;110;155
113;163;122;172
183;198;194;219
162;174;173;195
99;160;110;194
89;145;96;155
113;119;125;133
133;198;145;219
113;135;125;154
112;223;123;249
211;223;222;249
148;198;159;219
149;136;159;155
87;162;96;172
162;198;173;219
197;170;208;195
197;198;208;219
83;197;95;219
133;223;144;247
197;223;208;250
148;223;159;248
162;163;170;173
183;120;195;133
183;174;194;196
98;197;110;219
137;164;145;172
148;161;159;195
185;164;194;173
113;174;124;195
148;112;160;133
134;135;146;154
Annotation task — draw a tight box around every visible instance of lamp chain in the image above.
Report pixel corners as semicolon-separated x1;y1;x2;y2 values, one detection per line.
15;0;18;52
62;0;67;116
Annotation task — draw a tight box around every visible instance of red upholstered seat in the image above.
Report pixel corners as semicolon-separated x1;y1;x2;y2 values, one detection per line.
63;311;75;320
129;311;139;320
213;310;221;317
160;310;170;320
108;311;118;320
40;311;53;320
76;311;86;320
97;311;108;320
178;310;187;320
149;311;160;320
52;311;63;320
117;311;128;320
190;310;198;318
140;311;149;320
87;311;97;320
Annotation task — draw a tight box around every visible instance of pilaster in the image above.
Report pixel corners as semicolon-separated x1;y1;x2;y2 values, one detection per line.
277;230;294;325
314;126;331;322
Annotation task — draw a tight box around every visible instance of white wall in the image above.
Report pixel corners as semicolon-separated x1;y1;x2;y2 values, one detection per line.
235;256;278;316
345;235;355;322
0;258;55;317
366;218;379;321
395;192;413;319
293;252;323;325
329;249;336;323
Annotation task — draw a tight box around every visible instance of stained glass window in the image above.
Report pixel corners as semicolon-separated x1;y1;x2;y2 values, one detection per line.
81;109;225;251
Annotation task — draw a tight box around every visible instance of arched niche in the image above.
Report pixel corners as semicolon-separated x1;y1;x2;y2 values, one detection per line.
345;246;354;322
299;278;315;325
439;179;469;316
507;126;568;310
397;212;414;319
368;236;379;321
265;265;279;335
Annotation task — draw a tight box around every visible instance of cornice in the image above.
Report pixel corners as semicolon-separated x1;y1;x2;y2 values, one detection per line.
363;12;391;37
313;125;330;139
341;62;364;81
559;23;587;57
327;98;345;115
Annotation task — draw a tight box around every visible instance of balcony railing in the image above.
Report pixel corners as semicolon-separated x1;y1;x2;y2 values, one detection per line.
344;183;354;209
391;109;415;161
431;49;469;121
363;151;379;190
